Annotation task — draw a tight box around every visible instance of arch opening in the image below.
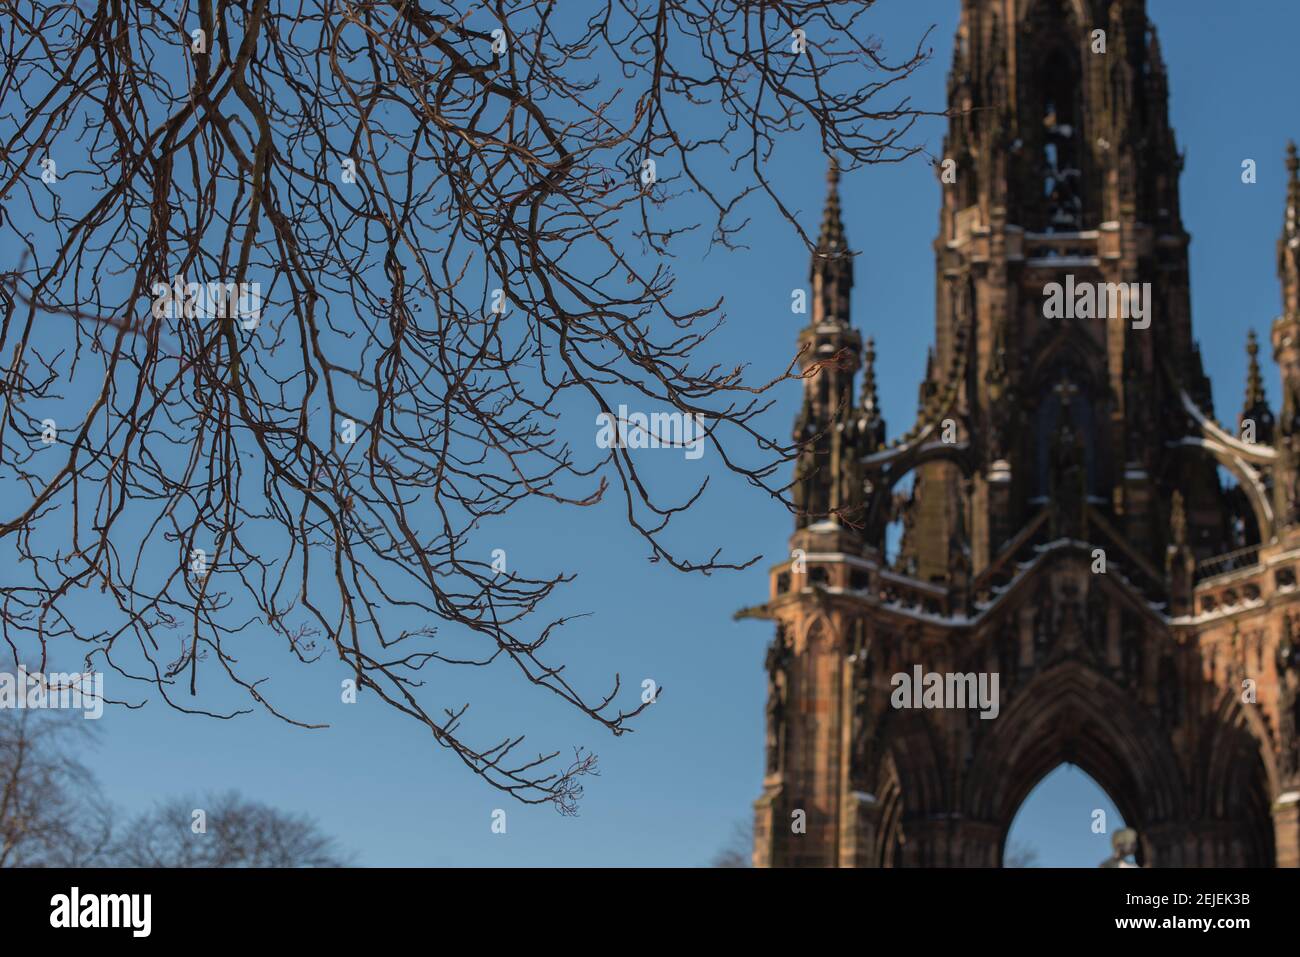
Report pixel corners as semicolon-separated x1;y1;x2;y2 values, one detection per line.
1002;763;1128;867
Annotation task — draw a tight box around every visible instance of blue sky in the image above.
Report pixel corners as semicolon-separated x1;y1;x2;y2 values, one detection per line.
23;1;1300;867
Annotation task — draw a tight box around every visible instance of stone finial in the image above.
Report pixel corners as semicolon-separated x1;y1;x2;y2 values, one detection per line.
817;158;846;253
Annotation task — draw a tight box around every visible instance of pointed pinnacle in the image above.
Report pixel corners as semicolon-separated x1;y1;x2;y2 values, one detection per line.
1245;329;1266;408
817;157;846;252
860;336;879;414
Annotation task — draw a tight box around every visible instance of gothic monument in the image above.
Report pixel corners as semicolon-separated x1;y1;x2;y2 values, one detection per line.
743;0;1300;867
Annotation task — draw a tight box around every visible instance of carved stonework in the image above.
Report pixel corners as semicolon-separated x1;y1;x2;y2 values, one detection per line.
764;624;791;775
751;1;1299;869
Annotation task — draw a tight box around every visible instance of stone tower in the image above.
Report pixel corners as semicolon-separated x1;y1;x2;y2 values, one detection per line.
744;0;1300;867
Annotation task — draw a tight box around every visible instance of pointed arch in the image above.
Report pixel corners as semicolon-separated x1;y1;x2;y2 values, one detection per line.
1002;763;1126;866
853;703;953;867
1024;319;1109;395
871;706;948;820
964;661;1186;847
874;751;905;867
797;613;836;655
1193;689;1276;865
1023;322;1112;497
1167;437;1274;544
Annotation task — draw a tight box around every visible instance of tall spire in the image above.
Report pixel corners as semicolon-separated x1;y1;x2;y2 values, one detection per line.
858;336;886;453
1241;329;1274;444
1286;141;1300;238
817;160;846;253
792;157;862;530
810;158;852;327
859;336;879;416
1245;330;1266;408
1281;141;1300;319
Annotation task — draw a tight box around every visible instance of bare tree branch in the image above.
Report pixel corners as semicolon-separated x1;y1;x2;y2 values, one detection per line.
0;0;933;810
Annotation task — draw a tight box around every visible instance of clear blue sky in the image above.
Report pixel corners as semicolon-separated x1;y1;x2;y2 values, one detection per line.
47;1;1300;867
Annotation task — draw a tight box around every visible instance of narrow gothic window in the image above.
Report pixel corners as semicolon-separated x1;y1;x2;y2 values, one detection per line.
1037;52;1083;231
1040;92;1081;230
1034;373;1096;498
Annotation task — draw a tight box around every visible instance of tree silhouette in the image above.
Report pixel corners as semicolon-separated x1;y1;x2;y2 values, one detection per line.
0;709;349;867
0;1;932;811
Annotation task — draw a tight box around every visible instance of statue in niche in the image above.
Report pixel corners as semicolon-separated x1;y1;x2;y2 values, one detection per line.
1288;465;1300;525
1280;683;1300;781
1170;491;1188;547
1122;617;1143;686
1278;618;1300;780
1048;413;1087;539
1157;655;1180;729
1086;587;1108;662
1058;579;1084;654
849;633;874;769
1000;626;1019;686
764;626;792;774
835;424;866;526
1033;585;1055;662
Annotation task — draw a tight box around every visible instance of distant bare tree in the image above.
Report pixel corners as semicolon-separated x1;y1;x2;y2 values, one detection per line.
1;709;349;867
111;791;351;868
709;818;753;868
0;709;113;867
1003;840;1039;868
